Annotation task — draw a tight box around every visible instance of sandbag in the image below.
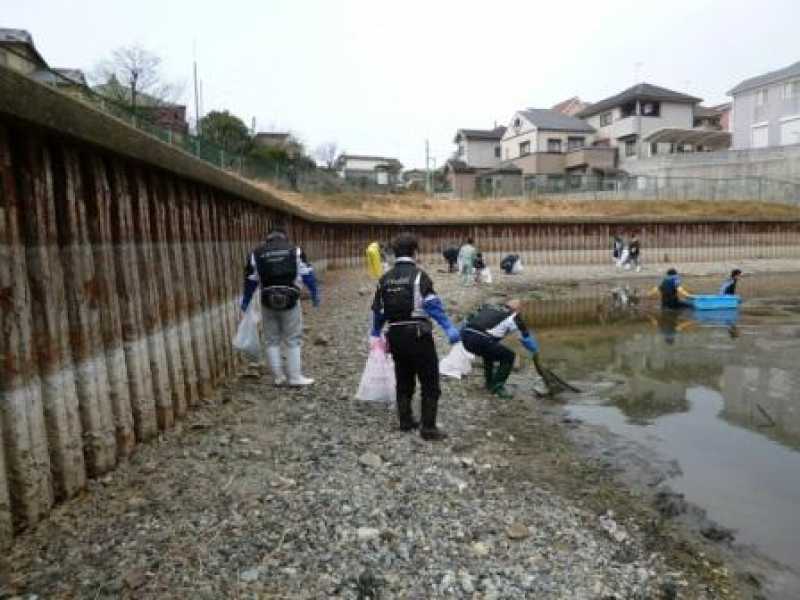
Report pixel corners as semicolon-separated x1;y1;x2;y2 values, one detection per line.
356;342;396;405
439;342;475;379
233;292;262;360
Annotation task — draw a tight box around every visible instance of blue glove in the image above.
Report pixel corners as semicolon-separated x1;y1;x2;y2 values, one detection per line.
445;326;461;344
241;279;258;311
302;272;320;307
423;296;458;337
521;333;539;354
371;310;386;338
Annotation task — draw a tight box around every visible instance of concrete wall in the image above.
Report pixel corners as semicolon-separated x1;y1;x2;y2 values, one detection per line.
511;152;566;174
627;143;800;183
1;64;799;547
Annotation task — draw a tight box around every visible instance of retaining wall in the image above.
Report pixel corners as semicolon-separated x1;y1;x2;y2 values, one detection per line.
1;66;800;546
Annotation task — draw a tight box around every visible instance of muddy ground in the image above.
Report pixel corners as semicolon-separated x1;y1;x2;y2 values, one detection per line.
5;260;793;599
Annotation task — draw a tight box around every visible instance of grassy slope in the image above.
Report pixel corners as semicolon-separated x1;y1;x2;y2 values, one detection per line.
253;182;800;221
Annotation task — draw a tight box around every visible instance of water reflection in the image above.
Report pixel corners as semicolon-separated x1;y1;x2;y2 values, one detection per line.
528;281;800;578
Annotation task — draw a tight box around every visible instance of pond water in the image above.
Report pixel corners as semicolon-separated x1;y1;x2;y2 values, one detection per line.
521;273;800;582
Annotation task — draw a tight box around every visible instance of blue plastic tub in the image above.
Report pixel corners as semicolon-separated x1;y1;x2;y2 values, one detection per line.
687;294;741;310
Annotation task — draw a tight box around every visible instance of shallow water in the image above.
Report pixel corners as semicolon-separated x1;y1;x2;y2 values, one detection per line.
522;273;800;577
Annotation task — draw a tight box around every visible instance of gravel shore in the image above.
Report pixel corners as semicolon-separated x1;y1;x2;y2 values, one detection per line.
2;261;766;599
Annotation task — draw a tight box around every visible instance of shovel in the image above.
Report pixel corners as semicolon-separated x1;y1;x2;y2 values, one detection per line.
532;353;581;397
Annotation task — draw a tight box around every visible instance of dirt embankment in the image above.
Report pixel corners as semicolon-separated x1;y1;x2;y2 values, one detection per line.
254;181;800;222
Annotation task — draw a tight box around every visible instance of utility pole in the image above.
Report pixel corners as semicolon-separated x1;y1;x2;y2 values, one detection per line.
193;41;201;135
425;139;431;195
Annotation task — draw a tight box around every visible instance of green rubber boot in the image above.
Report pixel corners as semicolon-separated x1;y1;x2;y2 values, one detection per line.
490;361;514;399
483;360;494;390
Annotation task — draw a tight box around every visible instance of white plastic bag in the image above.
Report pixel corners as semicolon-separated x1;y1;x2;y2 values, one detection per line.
439;342;475;379
233;292;262;360
511;259;524;274
356;342;396;405
481;267;493;284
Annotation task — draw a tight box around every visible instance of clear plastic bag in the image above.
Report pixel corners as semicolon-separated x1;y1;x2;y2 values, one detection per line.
233;292;262;360
511;259;524;274
356;342;396;405
439;342;475;379
481;267;493;284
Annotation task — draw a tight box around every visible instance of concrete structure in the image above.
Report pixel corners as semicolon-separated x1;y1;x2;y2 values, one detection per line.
577;83;702;164
452;126;505;168
334;154;403;185
729;60;800;149
253;132;291;148
1;64;799;547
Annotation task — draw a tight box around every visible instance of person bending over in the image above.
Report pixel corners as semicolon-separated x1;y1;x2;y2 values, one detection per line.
461;299;539;399
371;233;460;441
719;269;742;295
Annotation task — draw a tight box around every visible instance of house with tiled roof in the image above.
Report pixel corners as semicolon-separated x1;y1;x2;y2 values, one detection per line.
551;96;592;117
576;83;712;162
500;108;616;176
334;154;403;186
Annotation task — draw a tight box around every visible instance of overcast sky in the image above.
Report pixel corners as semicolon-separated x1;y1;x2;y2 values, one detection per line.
6;0;799;168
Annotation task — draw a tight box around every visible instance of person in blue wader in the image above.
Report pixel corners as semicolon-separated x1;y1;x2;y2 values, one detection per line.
460;299;539;399
648;268;693;309
719;269;742;295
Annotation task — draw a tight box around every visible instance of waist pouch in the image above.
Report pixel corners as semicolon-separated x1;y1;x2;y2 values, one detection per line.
389;319;433;337
261;285;300;311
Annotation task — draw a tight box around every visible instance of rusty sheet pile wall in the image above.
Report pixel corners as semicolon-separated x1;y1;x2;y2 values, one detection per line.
1;75;800;547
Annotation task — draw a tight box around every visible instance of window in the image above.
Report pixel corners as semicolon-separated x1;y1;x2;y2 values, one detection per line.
513;117;522;129
494;145;501;158
783;81;800;99
567;137;585;151
641;101;661;117
624;138;637;157
600;111;613;126
547;139;562;153
756;88;768;106
519;141;530;156
456;144;464;157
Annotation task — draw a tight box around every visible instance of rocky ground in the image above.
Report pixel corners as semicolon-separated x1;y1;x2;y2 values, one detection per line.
3;260;779;599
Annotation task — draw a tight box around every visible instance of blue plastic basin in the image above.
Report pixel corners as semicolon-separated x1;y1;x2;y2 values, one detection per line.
687;294;741;310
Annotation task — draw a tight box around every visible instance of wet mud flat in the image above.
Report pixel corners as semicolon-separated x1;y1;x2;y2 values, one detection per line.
508;272;800;599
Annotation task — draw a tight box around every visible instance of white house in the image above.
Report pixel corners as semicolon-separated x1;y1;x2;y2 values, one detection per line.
334;154;403;185
452;126;505;168
728;60;800;149
576;83;705;163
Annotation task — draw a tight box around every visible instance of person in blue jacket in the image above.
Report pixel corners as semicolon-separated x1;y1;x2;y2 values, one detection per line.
648;268;692;309
461;299;539;399
371;233;460;441
719;269;742;295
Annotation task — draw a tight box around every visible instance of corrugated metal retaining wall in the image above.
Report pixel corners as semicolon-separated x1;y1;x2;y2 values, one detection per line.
2;89;800;546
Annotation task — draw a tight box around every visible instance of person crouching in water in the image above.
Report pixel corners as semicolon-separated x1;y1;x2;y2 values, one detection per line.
648;268;692;309
461;300;539;399
371;233;461;441
720;269;742;295
241;227;319;386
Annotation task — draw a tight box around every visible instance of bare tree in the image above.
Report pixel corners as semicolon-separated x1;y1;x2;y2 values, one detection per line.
314;141;339;169
93;44;181;111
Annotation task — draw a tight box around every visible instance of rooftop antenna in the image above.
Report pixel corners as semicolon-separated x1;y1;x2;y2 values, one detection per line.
634;61;643;84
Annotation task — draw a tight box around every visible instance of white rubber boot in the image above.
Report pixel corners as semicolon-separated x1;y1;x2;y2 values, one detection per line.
266;346;287;386
287;346;314;386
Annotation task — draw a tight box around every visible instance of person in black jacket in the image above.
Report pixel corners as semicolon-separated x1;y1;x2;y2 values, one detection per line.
371;233;460;441
442;246;459;273
461;300;539;399
241;228;319;386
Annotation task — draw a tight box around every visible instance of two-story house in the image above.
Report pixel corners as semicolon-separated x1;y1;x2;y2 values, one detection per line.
576;83;702;163
452;126;505;168
334;154;403;186
728;60;800;149
500;108;615;176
